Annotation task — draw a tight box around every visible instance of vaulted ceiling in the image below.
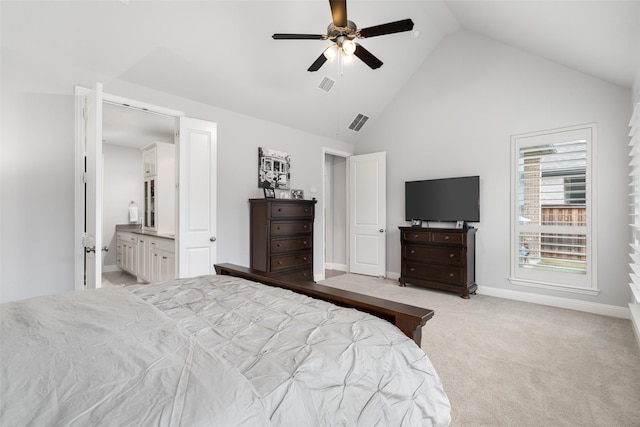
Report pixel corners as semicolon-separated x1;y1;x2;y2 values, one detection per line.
2;1;639;146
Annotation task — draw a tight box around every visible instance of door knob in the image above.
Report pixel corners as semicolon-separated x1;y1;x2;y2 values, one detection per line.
379;229;384;233
210;237;217;242
85;246;96;253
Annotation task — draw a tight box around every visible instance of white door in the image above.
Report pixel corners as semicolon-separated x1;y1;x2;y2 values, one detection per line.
177;117;218;277
349;152;386;277
85;83;104;289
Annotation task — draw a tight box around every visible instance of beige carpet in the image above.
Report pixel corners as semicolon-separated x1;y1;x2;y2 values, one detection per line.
319;273;640;427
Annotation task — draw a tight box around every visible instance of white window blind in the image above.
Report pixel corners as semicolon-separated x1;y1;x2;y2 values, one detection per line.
628;103;640;305
511;125;597;294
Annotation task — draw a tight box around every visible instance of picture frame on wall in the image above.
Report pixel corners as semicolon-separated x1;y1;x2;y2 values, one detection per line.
258;147;291;190
291;189;304;200
264;188;276;198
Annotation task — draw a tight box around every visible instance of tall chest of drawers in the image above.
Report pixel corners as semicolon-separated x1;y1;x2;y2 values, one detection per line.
399;227;477;298
250;199;316;281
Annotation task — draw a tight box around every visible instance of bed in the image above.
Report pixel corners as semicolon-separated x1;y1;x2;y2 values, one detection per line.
0;264;451;426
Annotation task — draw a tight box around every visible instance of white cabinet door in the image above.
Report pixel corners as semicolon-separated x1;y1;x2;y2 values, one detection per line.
116;238;123;269
137;236;151;282
143;146;157;177
116;232;137;276
157;249;175;282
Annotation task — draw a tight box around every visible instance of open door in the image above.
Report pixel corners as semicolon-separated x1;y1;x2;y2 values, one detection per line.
85;83;103;289
177;117;218;277
349;152;386;277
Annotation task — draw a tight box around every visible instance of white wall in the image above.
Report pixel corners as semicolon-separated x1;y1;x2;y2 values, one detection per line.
634;66;640;104
324;154;347;270
0;47;353;302
359;31;632;307
102;144;143;269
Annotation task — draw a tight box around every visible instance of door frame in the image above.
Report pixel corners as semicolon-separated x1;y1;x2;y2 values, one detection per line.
73;86;184;290
320;147;352;282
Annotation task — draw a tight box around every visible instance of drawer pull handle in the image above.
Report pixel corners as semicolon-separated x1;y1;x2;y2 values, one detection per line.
410;268;415;272
302;257;307;261
277;261;282;265
444;236;450;240
413;234;418;238
278;208;282;212
449;253;454;258
303;241;307;245
303;225;308;229
304;209;309;213
276;244;280;247
410;250;415;254
449;273;454;277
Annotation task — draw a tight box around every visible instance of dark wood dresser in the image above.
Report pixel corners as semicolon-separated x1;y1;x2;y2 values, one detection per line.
399;226;477;298
249;199;316;281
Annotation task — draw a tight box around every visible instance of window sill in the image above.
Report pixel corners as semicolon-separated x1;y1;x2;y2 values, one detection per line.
509;277;600;296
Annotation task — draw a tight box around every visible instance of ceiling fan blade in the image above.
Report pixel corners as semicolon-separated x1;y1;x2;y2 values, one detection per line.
358;19;414;38
329;0;348;27
354;44;383;70
272;33;326;40
307;52;328;72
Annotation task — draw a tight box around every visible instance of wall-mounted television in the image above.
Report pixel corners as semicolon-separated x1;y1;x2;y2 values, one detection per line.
405;176;480;223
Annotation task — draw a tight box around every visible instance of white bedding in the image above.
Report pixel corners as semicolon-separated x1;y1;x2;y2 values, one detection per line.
1;275;450;426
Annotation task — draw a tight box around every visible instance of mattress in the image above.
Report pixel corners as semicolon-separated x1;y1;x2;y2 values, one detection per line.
1;275;450;426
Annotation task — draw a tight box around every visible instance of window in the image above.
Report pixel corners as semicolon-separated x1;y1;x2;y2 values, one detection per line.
510;124;597;294
628;103;640;321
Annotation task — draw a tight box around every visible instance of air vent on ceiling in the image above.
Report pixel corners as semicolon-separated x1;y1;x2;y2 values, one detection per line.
348;113;369;132
317;76;335;93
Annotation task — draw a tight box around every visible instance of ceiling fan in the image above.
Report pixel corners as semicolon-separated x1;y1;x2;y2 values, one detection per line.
272;0;414;72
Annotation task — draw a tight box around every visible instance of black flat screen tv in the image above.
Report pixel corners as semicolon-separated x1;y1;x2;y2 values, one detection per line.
405;176;480;223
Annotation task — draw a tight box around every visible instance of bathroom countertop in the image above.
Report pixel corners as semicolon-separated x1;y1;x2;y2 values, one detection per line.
115;224;175;240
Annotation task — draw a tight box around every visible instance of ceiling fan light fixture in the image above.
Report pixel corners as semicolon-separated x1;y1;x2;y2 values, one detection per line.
323;45;339;61
342;39;356;55
341;51;354;63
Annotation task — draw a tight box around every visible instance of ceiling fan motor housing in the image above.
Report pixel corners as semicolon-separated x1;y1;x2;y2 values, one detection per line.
327;20;358;40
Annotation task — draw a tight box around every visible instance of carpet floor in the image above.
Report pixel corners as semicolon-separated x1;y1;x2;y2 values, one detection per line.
319;273;640;427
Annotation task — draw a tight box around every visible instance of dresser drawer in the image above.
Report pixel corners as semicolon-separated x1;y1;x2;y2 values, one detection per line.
271;203;314;218
404;245;463;264
404;261;463;285
431;231;464;245
271;220;312;236
402;230;430;243
275;268;314;282
271;236;312;254
270;252;312;272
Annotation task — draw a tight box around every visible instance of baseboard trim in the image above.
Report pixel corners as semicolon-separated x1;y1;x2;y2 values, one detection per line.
386;271;400;281
102;265;122;273
478;285;630;319
630;303;640;350
335;271;630;320
325;263;347;272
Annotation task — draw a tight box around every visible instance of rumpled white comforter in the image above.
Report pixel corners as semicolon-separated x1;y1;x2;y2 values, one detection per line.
1;275;451;426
